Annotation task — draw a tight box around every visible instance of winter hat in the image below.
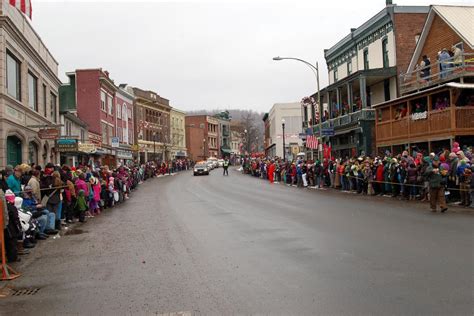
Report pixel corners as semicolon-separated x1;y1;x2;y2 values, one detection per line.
5;190;15;203
14;197;23;209
440;163;450;171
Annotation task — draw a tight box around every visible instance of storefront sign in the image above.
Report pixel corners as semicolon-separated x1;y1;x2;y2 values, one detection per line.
116;149;133;160
411;111;428;121
78;143;96;153
56;139;78;152
131;144;140;152
89;133;102;146
38;128;59;140
111;137;120;148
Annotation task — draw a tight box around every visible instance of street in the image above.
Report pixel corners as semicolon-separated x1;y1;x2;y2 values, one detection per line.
1;169;473;315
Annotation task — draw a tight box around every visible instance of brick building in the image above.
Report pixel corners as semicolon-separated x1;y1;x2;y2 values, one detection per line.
313;3;429;157
402;5;474;94
132;87;171;163
60;69;118;167
0;2;61;168
374;5;474;155
185;115;219;161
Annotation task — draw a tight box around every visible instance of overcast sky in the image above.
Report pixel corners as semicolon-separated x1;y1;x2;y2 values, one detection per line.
32;0;470;112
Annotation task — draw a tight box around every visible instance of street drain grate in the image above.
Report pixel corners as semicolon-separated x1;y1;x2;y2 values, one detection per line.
11;288;40;296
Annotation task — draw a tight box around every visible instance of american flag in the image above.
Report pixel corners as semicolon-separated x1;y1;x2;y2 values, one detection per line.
9;0;32;19
306;135;318;149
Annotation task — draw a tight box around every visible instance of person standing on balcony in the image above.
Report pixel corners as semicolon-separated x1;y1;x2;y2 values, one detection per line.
451;45;463;67
420;55;431;81
438;49;452;79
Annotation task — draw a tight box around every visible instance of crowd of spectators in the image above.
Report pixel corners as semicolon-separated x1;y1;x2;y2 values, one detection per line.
241;142;474;212
1;159;191;263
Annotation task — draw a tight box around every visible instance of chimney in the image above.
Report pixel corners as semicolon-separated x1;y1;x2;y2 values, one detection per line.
386;0;393;6
104;70;109;78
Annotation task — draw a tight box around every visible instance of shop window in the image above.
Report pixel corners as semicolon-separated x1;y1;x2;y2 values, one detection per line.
43;85;47;117
101;91;106;111
382;38;389;68
6;51;21;101
50;93;57;123
117;102;122;119
363;49;369;70
28;72;38;111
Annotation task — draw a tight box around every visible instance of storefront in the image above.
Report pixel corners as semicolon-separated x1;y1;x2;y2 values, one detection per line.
116;147;134;166
57;139;79;166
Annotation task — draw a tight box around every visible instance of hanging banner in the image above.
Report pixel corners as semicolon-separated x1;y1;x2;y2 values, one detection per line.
38;128;59;140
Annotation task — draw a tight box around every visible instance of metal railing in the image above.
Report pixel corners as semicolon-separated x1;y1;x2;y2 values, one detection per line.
313;109;375;133
400;53;474;95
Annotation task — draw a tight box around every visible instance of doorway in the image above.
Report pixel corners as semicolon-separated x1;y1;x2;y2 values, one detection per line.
7;136;22;166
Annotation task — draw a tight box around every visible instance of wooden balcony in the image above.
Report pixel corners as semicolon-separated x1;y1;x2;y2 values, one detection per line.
400;53;474;95
376;106;474;145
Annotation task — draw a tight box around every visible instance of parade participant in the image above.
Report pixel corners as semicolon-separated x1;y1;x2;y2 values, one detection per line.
267;160;275;183
223;158;230;176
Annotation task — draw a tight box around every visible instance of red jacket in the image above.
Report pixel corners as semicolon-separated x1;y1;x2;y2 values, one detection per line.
376;165;384;181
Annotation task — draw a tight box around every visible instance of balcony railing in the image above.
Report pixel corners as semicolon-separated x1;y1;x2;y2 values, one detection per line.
399;53;474;95
313;108;375;134
376;106;474;143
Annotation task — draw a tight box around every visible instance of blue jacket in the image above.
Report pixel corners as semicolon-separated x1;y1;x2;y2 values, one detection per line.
6;174;21;196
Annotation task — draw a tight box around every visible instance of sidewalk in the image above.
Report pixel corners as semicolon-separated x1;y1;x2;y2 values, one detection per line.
0;172;180;292
237;169;474;214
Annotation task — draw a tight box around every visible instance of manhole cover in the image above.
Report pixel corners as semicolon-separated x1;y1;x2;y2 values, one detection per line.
65;229;87;235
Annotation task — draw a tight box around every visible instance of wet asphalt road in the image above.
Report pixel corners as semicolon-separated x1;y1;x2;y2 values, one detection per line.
1;168;473;315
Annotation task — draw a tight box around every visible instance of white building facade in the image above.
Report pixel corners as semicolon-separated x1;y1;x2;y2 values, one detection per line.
0;2;62;168
266;102;303;160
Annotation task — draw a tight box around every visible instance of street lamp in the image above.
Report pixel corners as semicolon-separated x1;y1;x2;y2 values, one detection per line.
281;118;286;162
273;56;322;160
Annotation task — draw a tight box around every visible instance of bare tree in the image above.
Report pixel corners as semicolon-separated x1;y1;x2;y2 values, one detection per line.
240;111;260;153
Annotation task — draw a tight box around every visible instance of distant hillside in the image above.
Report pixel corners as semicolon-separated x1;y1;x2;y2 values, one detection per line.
186;109;265;122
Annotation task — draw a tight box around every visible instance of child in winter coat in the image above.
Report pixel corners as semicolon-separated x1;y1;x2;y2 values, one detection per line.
108;177;116;207
88;177;101;216
75;190;88;222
